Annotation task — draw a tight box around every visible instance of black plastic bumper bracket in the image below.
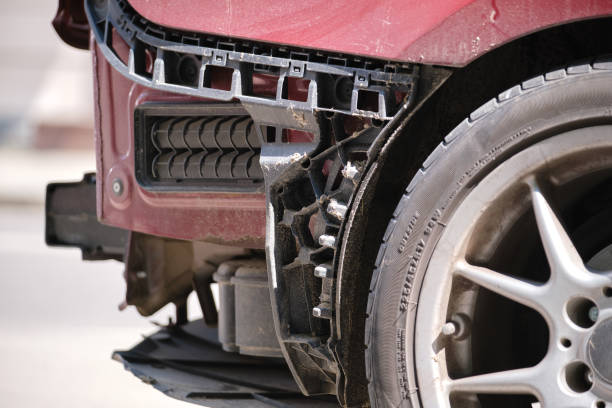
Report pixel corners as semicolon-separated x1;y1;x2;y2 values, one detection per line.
45;173;128;260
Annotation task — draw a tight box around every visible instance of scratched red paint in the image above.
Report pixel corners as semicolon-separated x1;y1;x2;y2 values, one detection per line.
127;0;612;66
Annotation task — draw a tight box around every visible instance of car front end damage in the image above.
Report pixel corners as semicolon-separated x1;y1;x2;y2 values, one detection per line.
48;0;612;407
49;0;418;405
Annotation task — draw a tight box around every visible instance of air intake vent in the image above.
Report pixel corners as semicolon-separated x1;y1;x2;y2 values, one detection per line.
135;104;263;191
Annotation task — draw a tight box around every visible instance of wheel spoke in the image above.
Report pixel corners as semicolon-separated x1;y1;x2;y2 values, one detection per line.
447;366;541;395
530;181;584;274
454;260;545;312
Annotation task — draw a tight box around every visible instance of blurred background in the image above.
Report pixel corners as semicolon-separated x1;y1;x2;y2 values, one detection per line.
0;1;197;407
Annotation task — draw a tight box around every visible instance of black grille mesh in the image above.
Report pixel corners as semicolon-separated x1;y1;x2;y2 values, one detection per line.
152;116;262;180
135;104;263;191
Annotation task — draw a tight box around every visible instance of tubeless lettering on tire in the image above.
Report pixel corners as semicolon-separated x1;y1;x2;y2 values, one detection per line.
397;328;411;400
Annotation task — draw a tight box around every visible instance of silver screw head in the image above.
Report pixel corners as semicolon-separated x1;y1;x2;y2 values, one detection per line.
112;178;124;196
319;234;336;248
314;265;332;278
342;161;359;180
312;306;332;319
327;199;348;220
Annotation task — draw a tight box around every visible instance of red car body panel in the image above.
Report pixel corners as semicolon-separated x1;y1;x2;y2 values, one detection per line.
127;0;612;66
92;40;267;248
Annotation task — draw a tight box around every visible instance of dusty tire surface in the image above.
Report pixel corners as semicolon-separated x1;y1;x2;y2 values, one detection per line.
365;59;612;407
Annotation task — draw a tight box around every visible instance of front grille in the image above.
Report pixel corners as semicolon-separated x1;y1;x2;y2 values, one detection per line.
135;104;263;191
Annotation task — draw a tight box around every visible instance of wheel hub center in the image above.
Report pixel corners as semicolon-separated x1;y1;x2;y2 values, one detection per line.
588;317;612;384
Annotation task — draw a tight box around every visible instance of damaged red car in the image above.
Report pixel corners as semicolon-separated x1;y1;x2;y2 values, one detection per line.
48;0;612;406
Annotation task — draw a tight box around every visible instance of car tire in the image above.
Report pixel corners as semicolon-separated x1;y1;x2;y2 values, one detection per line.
365;58;612;408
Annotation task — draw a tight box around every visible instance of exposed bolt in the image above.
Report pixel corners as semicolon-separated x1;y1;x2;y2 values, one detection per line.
112;178;124;196
589;306;599;323
313;306;332;319
342;161;359;180
327;199;348;220
136;271;147;279
319;234;336;248
442;321;458;336
314;265;332;278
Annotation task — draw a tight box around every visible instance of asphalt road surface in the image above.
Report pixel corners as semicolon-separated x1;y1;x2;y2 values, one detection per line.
0;205;198;408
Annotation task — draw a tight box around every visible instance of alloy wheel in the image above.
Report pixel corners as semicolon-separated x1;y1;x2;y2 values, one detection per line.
416;126;612;408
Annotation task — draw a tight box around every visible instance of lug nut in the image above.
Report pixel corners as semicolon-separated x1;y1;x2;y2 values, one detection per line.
314;264;332;278
319;234;336;248
327;199;348;220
